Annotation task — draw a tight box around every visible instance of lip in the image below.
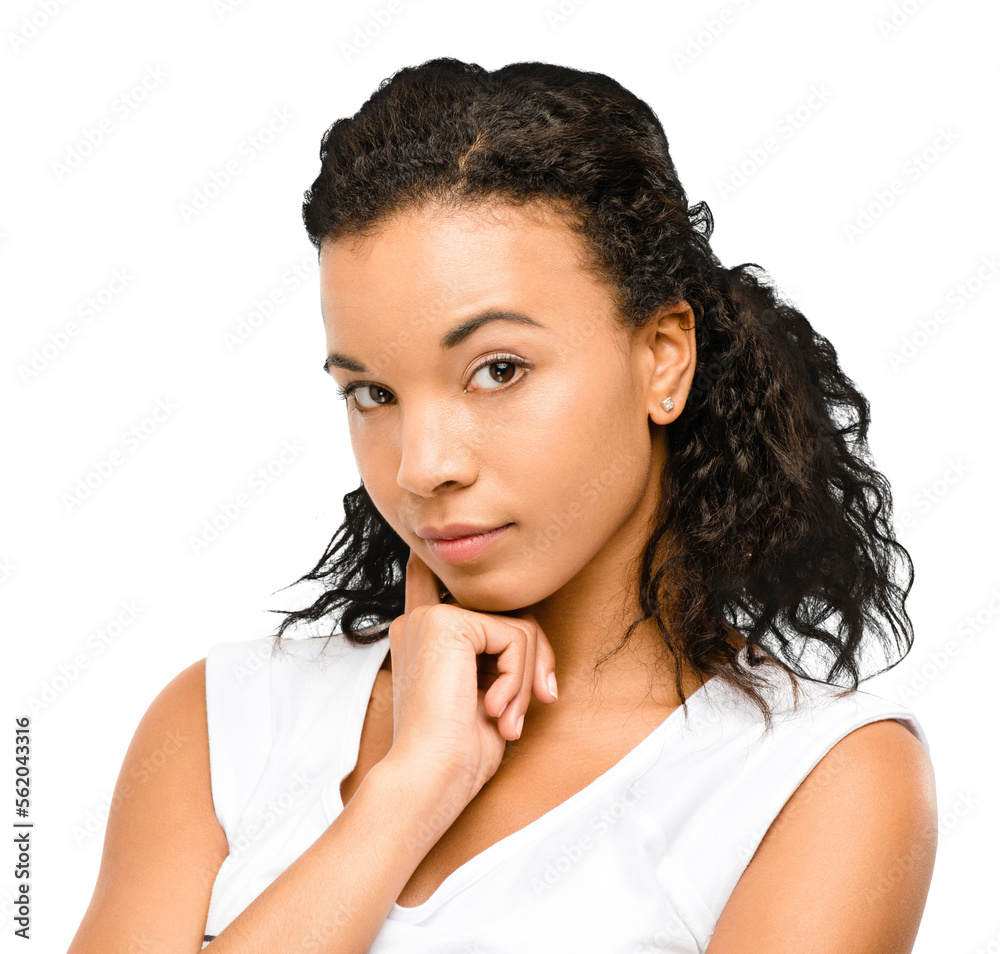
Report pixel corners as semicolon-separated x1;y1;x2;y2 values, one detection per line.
416;522;510;541
423;523;513;565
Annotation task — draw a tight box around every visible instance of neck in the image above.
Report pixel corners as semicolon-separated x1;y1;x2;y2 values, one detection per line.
513;454;702;723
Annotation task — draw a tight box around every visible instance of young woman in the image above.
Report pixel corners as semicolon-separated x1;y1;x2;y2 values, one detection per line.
69;57;936;953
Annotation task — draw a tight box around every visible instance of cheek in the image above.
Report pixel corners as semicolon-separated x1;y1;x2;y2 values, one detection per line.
510;368;650;537
528;359;644;465
349;428;398;509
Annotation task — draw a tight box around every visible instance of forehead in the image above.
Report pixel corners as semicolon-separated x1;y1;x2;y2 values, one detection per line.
318;200;607;330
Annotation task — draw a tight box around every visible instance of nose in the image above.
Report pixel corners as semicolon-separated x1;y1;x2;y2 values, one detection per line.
396;401;478;496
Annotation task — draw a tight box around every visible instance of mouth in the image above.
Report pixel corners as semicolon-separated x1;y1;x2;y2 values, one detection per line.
416;522;512;541
423;523;513;565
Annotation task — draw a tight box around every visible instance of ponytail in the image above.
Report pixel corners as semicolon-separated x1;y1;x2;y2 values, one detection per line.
630;257;914;728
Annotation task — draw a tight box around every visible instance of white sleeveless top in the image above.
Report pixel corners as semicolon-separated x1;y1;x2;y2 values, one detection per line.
200;633;929;952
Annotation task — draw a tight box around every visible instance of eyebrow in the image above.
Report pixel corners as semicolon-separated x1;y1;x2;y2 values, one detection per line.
322;310;545;375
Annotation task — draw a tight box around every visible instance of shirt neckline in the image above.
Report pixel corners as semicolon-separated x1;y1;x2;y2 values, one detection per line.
326;636;721;922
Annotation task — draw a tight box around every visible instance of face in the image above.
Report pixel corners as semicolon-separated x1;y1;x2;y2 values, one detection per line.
320;200;694;614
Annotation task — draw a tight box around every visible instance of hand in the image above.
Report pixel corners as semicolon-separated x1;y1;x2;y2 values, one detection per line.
385;547;559;800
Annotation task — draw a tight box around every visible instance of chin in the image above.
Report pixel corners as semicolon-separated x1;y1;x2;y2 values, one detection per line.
445;584;533;616
449;594;513;614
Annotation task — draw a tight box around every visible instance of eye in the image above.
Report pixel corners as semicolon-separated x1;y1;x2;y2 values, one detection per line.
467;354;529;392
334;353;530;415
334;382;392;411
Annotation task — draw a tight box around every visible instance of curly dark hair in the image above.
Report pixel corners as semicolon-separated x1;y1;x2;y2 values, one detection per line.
269;56;914;731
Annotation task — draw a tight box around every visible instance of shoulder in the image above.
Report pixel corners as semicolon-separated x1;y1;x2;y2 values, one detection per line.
755;714;936;857
155;654;210;714
118;657;217;802
68;658;229;950
110;656;228;863
707;714;937;953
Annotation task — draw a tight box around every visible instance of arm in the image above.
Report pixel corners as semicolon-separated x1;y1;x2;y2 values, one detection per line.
67;658;467;954
67;659;231;953
206;753;456;953
706;719;938;954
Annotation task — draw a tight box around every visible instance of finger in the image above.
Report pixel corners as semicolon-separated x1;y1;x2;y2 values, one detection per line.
515;610;558;705
482;621;529;740
511;627;536;737
479;616;528;720
404;547;443;615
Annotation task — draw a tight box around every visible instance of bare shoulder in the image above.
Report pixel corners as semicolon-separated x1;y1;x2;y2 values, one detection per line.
68;658;230;953
707;718;937;954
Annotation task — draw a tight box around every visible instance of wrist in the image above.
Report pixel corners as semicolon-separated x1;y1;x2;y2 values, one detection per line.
369;749;471;836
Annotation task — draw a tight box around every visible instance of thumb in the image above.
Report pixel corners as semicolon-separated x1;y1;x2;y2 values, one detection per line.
404;547;445;614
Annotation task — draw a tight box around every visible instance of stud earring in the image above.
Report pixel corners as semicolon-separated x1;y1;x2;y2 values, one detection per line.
660;396;674;412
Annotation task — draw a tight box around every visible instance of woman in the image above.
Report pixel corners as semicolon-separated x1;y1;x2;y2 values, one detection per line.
69;57;936;952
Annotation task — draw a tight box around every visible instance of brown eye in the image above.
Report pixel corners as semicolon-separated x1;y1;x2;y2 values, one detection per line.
468;355;528;391
353;385;393;410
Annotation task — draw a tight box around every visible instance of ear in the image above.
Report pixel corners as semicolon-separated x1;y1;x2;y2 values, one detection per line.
639;299;697;425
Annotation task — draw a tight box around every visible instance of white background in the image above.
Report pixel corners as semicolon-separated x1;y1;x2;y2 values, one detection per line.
3;0;998;949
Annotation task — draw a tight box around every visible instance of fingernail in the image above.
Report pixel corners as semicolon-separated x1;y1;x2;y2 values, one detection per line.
515;714;524;738
498;699;508;719
547;672;559;700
